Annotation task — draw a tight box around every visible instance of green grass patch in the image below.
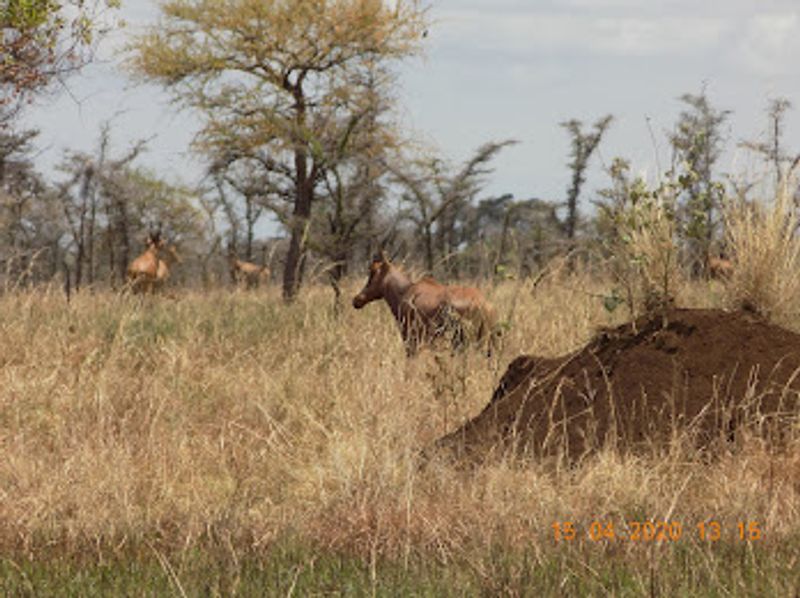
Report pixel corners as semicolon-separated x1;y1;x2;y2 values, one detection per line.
2;539;800;597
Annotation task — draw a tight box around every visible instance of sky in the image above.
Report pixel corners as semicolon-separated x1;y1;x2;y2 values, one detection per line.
21;0;800;235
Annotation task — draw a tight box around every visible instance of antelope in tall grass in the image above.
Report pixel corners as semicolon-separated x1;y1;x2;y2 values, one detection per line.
708;255;733;280
127;232;181;294
229;255;271;289
353;252;498;357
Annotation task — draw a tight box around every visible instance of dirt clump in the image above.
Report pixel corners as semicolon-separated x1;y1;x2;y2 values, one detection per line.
439;308;800;462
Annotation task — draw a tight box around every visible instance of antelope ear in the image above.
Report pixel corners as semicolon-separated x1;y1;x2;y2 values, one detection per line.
380;249;390;264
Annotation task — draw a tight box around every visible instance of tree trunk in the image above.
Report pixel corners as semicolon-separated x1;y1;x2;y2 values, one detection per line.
87;186;96;285
282;82;312;303
106;223;115;286
283;173;313;302
245;195;255;260
75;216;85;290
115;195;130;283
423;223;434;274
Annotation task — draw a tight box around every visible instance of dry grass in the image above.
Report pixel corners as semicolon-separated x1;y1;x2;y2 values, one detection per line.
723;179;800;324
1;276;799;586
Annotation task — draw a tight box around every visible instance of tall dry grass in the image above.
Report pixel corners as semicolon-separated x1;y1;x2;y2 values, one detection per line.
723;178;800;324
0;276;799;574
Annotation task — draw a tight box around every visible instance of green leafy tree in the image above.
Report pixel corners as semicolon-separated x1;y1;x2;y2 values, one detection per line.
596;159;681;317
669;90;730;273
594;157;649;245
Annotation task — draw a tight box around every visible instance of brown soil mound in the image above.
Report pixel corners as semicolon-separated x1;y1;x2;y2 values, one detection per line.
439;308;800;462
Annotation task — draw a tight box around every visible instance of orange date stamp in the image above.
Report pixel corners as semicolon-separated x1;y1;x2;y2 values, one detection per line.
552;520;763;543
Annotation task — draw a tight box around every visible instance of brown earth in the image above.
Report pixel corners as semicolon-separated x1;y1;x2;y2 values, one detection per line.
439;308;800;462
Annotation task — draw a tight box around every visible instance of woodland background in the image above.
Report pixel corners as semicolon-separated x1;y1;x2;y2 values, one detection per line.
3;0;798;304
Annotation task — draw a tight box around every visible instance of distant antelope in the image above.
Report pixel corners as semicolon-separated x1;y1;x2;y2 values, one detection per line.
708;255;733;280
229;254;270;289
127;232;181;294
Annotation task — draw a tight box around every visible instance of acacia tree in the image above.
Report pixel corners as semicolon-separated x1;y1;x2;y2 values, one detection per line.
128;0;427;301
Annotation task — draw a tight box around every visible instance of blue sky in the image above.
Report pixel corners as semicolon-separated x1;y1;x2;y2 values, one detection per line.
22;0;800;233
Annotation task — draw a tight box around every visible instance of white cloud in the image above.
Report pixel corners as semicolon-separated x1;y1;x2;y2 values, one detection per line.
434;9;729;58
737;12;800;76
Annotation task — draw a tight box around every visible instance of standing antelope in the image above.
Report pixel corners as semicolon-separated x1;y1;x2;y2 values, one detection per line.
353;252;498;356
127;232;181;294
230;256;271;289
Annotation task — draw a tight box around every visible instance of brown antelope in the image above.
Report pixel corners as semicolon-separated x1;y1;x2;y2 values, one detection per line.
708;255;733;280
230;256;270;289
353;252;498;356
127;232;181;294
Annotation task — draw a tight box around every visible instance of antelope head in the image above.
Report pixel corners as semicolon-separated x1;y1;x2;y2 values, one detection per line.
353;250;392;309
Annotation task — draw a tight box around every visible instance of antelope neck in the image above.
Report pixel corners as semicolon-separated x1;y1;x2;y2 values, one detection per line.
382;268;412;318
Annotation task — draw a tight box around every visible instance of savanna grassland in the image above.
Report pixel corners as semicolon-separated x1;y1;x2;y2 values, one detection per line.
2;275;800;596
